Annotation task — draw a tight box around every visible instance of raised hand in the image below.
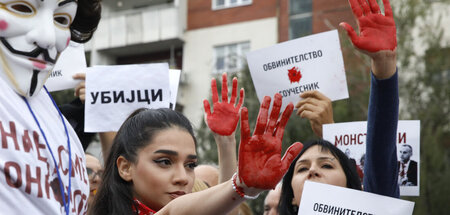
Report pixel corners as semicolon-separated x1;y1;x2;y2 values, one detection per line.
339;0;396;53
295;91;334;138
204;73;244;136
73;73;86;103
238;93;303;189
340;0;397;79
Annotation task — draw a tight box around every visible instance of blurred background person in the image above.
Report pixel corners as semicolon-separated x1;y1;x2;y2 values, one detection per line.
263;184;281;215
86;154;103;208
398;144;417;186
194;164;219;187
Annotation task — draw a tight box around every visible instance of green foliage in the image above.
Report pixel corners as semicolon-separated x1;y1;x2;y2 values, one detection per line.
395;0;431;68
394;0;450;214
196;1;450;213
334;29;372;123
50;89;76;106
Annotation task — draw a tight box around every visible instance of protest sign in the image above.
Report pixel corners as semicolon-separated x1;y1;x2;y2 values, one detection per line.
46;41;86;92
246;30;348;110
298;181;415;215
85;63;170;132
323;120;421;196
169;69;181;110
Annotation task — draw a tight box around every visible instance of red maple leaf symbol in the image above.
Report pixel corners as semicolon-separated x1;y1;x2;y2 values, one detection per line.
288;66;302;84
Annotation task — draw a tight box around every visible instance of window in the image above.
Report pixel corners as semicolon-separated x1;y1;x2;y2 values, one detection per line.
214;42;250;73
212;0;252;10
289;0;312;39
106;0;175;12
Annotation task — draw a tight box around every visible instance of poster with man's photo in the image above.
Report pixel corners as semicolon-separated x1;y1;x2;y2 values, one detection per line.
323;120;420;196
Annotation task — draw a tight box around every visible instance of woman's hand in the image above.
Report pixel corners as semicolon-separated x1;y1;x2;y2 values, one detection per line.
340;0;397;79
73;73;86;103
203;73;244;136
295;91;334;138
339;0;396;53
237;93;303;191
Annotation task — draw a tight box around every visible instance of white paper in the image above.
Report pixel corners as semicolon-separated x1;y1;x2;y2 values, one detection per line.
169;69;181;110
46;41;87;92
85;63;170;132
298;181;415;215
246;30;348;110
323;120;421;196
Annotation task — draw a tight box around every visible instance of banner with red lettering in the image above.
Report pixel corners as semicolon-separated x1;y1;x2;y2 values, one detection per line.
85;63;171;132
0;76;89;214
322;121;420;196
246;30;349;110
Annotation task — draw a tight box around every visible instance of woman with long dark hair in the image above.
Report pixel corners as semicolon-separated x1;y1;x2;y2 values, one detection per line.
278;0;400;213
91;91;303;215
0;0;101;214
90;108;198;214
279;140;362;214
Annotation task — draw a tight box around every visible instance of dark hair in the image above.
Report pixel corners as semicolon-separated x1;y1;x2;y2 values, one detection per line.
89;108;197;215
400;144;413;152
71;0;102;43
278;140;361;215
360;153;365;167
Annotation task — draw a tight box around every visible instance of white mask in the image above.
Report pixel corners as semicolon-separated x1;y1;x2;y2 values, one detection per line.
0;0;77;97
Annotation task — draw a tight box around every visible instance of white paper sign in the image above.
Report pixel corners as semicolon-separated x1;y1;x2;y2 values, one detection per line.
298;181;415;215
46;41;86;92
246;30;348;110
323;121;421;196
85;63;170;132
169;69;181;110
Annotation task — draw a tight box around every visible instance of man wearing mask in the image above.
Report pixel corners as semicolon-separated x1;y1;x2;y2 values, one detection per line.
0;0;101;214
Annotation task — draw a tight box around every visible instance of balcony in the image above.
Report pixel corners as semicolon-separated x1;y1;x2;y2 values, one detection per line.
85;1;186;57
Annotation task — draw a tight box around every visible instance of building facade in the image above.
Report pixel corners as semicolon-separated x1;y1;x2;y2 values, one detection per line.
85;0;449;128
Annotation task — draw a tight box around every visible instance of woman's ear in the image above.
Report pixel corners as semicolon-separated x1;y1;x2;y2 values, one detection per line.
117;155;133;181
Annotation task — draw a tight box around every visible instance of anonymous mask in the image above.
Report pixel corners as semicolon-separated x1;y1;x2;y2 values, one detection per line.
0;0;77;97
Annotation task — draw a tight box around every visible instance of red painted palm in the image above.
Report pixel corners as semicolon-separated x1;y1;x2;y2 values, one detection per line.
238;94;303;189
340;0;397;52
203;73;244;136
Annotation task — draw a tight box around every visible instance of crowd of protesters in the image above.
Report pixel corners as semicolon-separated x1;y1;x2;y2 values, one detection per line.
0;0;404;214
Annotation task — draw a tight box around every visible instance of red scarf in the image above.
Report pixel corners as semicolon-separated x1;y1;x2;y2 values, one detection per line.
133;198;157;215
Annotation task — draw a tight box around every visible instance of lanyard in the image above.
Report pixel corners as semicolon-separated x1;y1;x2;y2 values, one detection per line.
23;86;72;215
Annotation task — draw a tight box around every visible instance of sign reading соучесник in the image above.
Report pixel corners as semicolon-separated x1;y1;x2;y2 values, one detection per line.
246;30;348;110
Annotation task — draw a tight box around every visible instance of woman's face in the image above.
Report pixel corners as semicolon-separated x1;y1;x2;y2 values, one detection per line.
86;155;103;206
290;145;347;206
130;127;197;211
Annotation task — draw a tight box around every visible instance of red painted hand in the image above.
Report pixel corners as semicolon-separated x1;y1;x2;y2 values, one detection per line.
238;93;303;189
340;0;396;52
204;73;244;136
